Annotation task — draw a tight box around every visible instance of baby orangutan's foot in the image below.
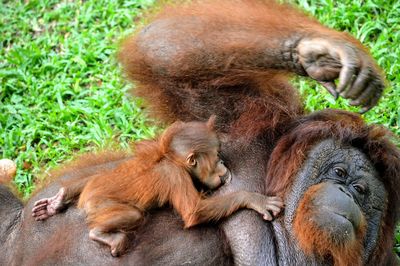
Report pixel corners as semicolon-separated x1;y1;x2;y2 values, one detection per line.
89;228;129;257
32;187;66;221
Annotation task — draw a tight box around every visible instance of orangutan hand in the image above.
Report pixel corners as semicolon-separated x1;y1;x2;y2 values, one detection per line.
297;37;385;113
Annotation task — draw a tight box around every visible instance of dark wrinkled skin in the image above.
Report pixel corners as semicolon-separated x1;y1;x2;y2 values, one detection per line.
282;140;387;264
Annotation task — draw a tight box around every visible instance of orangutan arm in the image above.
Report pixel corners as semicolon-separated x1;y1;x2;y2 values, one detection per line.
121;1;384;112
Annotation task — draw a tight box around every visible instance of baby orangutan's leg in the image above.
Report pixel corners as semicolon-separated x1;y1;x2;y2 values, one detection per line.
84;201;144;257
32;187;67;221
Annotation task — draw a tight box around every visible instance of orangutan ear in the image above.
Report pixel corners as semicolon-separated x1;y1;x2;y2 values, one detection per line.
206;115;216;130
186;153;197;167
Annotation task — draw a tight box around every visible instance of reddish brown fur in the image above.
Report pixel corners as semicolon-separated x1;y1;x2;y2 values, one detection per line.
75;121;223;226
74;120;272;229
293;184;366;266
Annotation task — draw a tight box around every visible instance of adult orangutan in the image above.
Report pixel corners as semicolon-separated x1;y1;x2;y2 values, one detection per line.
1;1;399;265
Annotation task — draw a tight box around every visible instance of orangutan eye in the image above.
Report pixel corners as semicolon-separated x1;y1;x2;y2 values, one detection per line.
334;167;347;178
352;184;366;194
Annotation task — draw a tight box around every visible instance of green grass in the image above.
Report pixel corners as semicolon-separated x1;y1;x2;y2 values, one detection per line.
1;0;399;248
1;0;157;196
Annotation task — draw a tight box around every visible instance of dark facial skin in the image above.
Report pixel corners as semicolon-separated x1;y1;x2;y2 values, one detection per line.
309;182;364;243
283;139;386;264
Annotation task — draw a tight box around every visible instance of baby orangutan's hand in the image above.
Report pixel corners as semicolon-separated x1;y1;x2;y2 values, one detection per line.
247;194;284;221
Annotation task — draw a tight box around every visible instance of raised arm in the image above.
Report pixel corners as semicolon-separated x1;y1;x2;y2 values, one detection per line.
120;0;384;114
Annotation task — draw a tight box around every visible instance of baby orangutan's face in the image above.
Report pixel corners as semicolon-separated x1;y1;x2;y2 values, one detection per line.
187;147;229;190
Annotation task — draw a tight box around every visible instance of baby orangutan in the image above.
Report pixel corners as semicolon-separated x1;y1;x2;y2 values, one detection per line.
32;117;283;256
